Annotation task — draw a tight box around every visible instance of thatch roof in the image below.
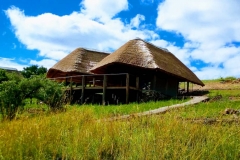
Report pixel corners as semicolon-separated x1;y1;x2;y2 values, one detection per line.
90;38;204;86
47;48;109;78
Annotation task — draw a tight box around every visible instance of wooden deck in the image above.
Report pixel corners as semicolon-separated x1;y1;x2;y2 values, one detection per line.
50;73;141;105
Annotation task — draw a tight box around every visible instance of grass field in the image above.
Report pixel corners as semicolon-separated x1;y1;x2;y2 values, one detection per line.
0;79;240;159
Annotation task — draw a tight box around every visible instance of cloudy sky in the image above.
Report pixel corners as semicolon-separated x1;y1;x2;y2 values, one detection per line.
1;0;240;79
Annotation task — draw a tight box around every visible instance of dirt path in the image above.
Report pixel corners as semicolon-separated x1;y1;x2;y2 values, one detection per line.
104;96;209;121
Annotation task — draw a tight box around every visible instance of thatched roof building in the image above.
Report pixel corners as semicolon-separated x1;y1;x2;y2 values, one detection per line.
91;38;204;86
47;48;109;79
0;66;18;72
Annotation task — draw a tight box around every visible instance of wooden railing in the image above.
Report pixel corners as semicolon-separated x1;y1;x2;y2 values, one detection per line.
49;73;140;104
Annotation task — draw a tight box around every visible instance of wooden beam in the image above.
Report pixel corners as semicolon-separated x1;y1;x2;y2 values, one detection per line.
81;76;85;104
126;73;130;104
187;81;189;93
102;75;107;105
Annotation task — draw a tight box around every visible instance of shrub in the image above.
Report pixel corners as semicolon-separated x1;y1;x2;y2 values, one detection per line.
141;90;167;102
0;76;65;120
6;71;23;82
224;76;236;81
19;76;43;100
36;78;65;111
0;69;9;83
0;81;23;120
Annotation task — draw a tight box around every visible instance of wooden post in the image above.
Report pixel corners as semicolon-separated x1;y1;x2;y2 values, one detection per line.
65;77;67;85
93;77;95;87
102;75;107;105
136;76;139;89
166;81;168;92
187;81;189;93
136;76;139;102
126;73;130;104
153;75;157;90
81;76;85;104
70;77;73;101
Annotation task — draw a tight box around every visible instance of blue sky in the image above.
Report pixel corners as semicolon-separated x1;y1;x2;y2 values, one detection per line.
1;0;240;79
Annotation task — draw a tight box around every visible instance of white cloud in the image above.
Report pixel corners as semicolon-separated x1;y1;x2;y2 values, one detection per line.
151;39;191;66
191;46;240;65
4;0;240;80
30;59;58;69
0;57;26;70
80;0;128;22
156;0;240;79
194;66;224;80
5;3;157;63
157;0;240;46
130;14;145;28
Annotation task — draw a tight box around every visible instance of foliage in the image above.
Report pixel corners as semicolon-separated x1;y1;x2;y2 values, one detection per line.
218;76;237;82
0;81;23;120
140;90;168;102
224;76;237;80
21;65;47;78
0;69;8;83
0;76;64;120
6;71;23;82
36;78;65;111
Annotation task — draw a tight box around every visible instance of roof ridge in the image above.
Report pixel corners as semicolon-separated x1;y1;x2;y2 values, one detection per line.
76;47;111;54
134;38;169;52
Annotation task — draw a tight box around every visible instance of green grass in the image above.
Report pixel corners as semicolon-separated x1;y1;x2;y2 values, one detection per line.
173;100;240;119
71;98;189;118
1;85;240;159
0;108;240;159
208;90;240;98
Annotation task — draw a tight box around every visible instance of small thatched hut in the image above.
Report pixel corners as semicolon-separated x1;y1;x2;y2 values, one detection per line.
91;38;204;97
47;48;109;82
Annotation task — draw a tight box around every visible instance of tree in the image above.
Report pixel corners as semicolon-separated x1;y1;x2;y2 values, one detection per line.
21;65;47;78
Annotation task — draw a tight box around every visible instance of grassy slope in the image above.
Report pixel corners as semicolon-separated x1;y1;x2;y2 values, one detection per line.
0;80;240;159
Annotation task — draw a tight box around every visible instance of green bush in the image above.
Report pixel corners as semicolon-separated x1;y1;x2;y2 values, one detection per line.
0;81;23;120
36;78;65;111
0;76;65;120
224;76;236;81
0;69;9;83
6;71;23;82
19;76;43;100
219;76;237;82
